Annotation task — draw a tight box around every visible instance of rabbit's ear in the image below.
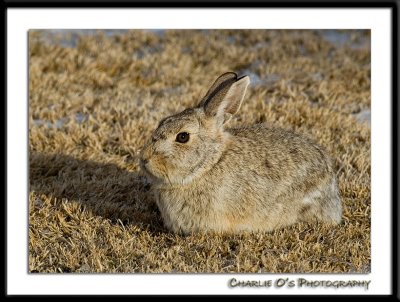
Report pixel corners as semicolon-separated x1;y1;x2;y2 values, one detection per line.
202;74;250;125
199;72;238;105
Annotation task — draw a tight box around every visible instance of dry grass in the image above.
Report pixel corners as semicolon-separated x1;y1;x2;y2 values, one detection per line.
29;29;371;273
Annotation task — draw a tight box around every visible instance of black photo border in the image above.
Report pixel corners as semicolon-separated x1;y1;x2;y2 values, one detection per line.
3;0;398;299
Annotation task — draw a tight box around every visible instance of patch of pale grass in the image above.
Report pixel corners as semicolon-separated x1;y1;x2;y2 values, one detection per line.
29;29;370;273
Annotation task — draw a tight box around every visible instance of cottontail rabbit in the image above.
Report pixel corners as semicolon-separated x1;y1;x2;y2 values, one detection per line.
140;72;342;234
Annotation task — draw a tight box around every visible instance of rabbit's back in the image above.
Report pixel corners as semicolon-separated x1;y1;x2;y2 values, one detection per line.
226;124;333;182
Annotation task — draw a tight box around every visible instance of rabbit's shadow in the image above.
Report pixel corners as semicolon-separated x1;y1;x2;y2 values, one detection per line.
29;152;165;233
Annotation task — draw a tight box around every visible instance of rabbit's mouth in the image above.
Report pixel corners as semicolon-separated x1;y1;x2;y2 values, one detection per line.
140;158;163;181
140;157;188;187
140;159;153;176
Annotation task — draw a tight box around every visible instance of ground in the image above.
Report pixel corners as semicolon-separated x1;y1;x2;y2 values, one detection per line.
29;29;371;273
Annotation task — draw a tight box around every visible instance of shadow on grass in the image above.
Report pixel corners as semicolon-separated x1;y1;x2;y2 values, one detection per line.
29;152;166;233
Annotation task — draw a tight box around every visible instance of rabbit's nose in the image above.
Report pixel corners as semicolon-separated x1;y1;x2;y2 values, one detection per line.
141;145;155;165
141;149;151;163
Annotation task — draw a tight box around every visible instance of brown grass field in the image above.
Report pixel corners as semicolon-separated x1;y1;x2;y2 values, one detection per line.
29;29;371;273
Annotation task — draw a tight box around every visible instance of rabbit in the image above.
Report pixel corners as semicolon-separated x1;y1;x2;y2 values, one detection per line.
140;72;342;234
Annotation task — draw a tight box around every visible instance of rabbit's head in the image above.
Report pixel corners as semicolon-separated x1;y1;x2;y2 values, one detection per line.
140;72;250;185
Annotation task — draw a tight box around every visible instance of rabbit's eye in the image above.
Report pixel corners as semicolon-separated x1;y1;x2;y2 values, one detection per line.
176;132;190;143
